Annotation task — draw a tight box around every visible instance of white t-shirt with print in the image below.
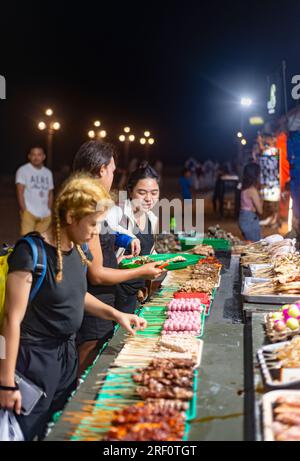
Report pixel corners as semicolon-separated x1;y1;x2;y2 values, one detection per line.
16;163;54;218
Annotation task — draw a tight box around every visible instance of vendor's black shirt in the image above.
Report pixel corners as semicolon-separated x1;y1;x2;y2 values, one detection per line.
8;238;91;340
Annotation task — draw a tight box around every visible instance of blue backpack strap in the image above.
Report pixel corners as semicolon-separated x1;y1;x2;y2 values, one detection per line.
81;243;89;254
20;236;47;303
81;243;89;274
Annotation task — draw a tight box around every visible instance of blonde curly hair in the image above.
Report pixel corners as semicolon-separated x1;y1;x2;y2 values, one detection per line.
53;173;113;282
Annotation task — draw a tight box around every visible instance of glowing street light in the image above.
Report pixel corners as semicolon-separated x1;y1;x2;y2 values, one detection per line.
241;97;253;107
237;132;243;138
52;122;61;131
241;139;247;146
37;109;61;169
118;128;136;166
140;135;155;161
38;121;47;130
88;120;107;140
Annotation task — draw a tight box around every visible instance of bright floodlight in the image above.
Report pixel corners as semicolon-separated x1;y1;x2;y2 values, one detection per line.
129;134;135;142
88;130;96;138
237;132;243;138
241;97;253;107
140;138;146;145
124;126;130;133
45;108;53;116
241;139;247;146
94;120;101;127
144;131;150;137
99;130;107;138
38;121;47;130
148;138;155;145
119;134;126;142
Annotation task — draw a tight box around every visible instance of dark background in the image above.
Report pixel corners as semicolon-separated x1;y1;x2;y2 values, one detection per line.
1;0;300;173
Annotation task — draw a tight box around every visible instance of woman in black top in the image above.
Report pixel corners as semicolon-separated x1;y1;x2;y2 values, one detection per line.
73;141;162;375
114;162;160;313
0;174;146;440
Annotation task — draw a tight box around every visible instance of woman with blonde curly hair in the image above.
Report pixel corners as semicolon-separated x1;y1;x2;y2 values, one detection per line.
0;173;146;441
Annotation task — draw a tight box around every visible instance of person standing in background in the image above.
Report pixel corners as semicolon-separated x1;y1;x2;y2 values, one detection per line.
238;163;263;242
16;147;54;236
179;168;192;200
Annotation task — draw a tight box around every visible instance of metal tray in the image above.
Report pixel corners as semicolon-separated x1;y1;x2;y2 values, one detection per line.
242;277;300;304
262;390;300;441
249;263;272;278
257;341;300;390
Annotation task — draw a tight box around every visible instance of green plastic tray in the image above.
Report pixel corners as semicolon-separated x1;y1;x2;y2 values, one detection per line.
119;253;201;271
179;236;231;251
205;288;217;317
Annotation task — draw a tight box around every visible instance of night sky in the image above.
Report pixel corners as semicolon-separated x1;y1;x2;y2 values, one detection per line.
1;0;300;173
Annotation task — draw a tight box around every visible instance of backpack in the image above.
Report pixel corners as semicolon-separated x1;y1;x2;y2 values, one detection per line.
0;235;47;329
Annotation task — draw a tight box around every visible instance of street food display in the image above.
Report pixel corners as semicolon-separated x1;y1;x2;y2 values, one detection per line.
240;235;300;441
60;244;222;442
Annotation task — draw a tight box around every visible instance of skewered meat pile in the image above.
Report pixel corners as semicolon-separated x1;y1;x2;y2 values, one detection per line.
163;299;203;335
245;277;300;296
241;239;296;266
133;367;194;387
155;234;181;254
273;337;300;368
167;299;204;311
191;264;220;282
135;359;194;401
206;224;241;245
162;313;201;336
103;403;185;441
196;256;221;266
192;244;214;257
146;358;195;369
178;279;215;294
271;396;300;441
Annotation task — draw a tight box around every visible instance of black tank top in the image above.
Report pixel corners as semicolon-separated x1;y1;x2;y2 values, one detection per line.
87;222;118;300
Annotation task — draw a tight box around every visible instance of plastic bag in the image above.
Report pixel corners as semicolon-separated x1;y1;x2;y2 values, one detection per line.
0;409;24;441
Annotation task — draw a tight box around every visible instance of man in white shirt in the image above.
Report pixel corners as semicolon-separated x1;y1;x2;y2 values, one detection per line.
16;147;54;235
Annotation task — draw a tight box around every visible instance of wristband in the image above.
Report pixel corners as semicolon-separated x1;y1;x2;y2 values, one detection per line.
0;383;19;392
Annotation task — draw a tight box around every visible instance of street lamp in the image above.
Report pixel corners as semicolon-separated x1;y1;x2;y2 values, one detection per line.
241;139;247;146
118;127;136;166
88;121;107;140
241;97;253;107
139;134;155;161
37;108;61;170
237;132;243;138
